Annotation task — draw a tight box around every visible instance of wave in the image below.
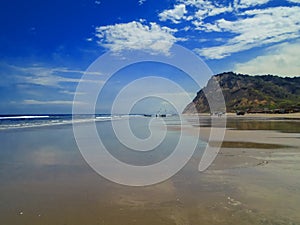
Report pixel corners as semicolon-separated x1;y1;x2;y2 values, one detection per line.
0;114;146;131
95;116;113;120
95;114;144;121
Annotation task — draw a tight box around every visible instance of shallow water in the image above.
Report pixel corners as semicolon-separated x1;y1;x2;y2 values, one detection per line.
0;116;300;225
191;116;300;133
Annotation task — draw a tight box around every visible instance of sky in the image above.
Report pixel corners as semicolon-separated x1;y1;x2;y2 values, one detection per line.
0;0;300;114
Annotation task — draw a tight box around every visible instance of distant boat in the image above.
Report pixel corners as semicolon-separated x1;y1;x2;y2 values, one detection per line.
143;114;152;117
155;114;166;117
236;110;245;116
156;108;167;118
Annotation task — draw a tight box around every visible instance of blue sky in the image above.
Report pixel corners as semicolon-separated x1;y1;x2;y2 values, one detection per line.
1;0;300;114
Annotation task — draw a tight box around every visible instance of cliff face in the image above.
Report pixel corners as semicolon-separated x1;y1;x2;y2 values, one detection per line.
183;72;300;113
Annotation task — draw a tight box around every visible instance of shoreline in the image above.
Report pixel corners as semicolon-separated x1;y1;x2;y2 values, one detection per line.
184;112;300;119
183;112;300;119
226;112;300;119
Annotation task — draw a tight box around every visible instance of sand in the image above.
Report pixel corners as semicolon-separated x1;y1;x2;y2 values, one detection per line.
179;115;300;224
196;112;300;119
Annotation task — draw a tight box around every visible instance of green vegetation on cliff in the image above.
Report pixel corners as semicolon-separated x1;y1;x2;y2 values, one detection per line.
183;72;300;113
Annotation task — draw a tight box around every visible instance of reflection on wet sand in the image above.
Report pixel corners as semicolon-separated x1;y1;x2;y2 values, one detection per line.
209;141;290;149
0;116;300;225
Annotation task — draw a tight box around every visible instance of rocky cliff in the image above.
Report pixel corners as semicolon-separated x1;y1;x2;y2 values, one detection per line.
183;72;300;113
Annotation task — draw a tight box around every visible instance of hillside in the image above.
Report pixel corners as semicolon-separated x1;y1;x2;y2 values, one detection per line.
183;72;300;114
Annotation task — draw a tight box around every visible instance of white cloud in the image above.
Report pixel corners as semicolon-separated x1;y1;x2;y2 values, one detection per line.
236;0;270;8
95;21;179;55
287;0;300;3
22;99;88;106
178;0;233;20
179;0;268;12
234;41;300;77
178;0;209;8
159;4;188;24
23;100;76;105
11;65;103;87
161;1;300;59
195;6;300;59
53;68;102;76
138;0;146;5
15;66;80;87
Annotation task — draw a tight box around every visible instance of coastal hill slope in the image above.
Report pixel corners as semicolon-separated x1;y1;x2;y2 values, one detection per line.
183;72;300;113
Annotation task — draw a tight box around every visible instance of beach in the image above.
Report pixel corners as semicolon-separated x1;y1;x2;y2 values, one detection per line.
0;114;300;225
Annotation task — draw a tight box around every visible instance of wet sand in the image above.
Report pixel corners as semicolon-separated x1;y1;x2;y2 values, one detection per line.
170;115;300;224
0;116;300;225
